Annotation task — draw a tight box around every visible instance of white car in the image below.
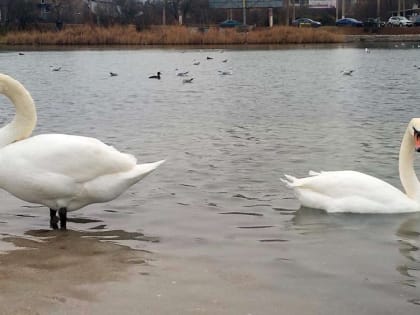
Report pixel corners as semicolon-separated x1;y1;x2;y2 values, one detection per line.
388;16;413;27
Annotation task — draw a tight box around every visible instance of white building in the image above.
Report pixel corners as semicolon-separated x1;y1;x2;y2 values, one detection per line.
308;0;336;8
84;0;120;15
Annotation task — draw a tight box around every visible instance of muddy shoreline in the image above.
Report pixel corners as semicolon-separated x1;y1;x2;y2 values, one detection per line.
0;230;150;314
0;230;304;315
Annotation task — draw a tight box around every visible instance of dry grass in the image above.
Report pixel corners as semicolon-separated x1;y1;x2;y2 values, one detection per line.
0;24;344;46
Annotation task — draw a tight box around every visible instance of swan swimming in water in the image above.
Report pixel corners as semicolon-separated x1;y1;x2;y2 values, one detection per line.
0;73;164;229
282;119;420;214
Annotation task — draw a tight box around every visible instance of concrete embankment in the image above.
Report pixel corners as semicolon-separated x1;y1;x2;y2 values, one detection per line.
344;34;420;42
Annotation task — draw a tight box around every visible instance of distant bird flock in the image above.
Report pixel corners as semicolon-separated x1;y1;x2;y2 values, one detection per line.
19;49;234;85
141;50;234;84
22;45;420;84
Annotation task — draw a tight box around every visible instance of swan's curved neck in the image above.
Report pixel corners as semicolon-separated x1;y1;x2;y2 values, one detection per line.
399;127;419;200
0;74;36;148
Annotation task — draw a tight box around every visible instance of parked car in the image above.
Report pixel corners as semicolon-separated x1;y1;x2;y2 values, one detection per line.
365;17;385;28
292;17;322;28
363;18;385;32
336;18;363;27
388;16;413;27
219;19;242;28
414;16;420;26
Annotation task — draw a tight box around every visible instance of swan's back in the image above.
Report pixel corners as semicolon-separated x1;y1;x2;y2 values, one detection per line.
283;171;419;213
0;134;136;182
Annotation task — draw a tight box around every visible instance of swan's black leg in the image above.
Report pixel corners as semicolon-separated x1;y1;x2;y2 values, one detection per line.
50;209;59;230
58;208;67;230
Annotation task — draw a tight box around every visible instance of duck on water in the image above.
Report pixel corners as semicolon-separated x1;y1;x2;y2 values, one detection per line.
149;72;161;79
0;74;164;230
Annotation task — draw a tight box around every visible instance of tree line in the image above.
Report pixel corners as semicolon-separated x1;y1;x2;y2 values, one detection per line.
0;0;417;30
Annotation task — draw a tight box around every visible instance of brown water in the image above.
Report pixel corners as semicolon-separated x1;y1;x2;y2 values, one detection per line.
0;46;419;314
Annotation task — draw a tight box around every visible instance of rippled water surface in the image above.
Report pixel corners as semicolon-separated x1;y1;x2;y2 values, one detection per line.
1;46;420;313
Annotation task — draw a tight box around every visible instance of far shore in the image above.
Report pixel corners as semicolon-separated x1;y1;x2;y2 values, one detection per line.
1;25;420;47
344;33;420;42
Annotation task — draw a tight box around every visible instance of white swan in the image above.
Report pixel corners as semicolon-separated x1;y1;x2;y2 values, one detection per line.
282;119;420;213
0;73;164;229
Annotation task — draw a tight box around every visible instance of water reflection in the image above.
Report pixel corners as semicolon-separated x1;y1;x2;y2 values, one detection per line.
291;208;420;303
396;215;420;290
0;228;150;312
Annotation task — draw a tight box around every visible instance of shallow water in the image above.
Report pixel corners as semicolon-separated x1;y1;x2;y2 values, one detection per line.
0;46;420;313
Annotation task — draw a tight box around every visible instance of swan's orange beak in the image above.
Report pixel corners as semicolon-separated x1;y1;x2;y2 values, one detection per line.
416;136;420;152
414;128;420;152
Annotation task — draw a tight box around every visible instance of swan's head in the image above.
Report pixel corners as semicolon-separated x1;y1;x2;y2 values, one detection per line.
409;118;420;152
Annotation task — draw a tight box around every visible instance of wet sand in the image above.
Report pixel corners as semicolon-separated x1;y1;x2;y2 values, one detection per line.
0;230;308;315
0;230;148;314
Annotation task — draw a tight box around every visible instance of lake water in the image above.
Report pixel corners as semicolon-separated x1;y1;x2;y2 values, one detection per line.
0;45;420;314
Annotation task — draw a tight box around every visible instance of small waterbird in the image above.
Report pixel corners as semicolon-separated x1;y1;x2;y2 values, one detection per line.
149;72;161;79
342;70;354;76
177;71;189;77
183;78;194;84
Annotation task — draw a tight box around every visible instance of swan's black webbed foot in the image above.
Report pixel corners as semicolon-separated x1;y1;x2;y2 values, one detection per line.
58;208;67;230
50;209;59;230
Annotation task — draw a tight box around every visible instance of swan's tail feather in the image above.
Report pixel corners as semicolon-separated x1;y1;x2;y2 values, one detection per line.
84;160;165;203
281;174;298;188
135;160;165;179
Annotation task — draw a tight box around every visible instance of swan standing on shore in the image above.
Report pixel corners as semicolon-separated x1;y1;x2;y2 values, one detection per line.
282;119;420;213
0;74;164;229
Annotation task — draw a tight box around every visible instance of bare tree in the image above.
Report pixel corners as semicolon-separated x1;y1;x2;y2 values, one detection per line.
354;0;418;20
49;0;66;29
115;0;142;24
166;0;193;23
7;0;37;30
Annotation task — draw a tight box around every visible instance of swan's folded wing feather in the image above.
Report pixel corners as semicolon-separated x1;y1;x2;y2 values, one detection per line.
1;134;137;183
292;170;409;203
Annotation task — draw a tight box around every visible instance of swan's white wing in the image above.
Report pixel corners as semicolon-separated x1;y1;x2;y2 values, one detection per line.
1;134;136;182
283;171;419;213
